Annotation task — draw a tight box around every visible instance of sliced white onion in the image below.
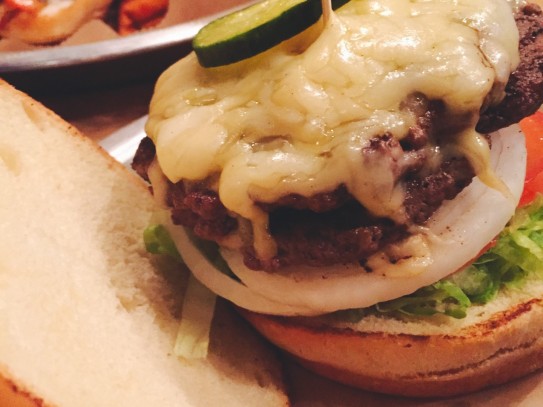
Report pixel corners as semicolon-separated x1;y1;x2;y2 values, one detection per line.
163;220;316;316
218;125;526;315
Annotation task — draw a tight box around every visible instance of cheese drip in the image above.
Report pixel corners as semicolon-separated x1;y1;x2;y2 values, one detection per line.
146;0;521;261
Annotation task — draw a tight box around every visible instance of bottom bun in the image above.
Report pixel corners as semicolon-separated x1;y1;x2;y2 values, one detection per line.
240;291;543;398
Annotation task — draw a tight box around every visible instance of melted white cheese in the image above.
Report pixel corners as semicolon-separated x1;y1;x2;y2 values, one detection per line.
146;0;521;260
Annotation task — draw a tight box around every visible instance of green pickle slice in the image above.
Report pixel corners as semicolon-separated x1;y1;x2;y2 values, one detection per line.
193;0;350;67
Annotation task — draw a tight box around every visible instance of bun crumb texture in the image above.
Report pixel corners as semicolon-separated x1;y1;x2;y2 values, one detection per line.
0;80;288;407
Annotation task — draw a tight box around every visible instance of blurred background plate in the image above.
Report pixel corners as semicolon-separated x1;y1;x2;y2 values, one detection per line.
0;1;253;95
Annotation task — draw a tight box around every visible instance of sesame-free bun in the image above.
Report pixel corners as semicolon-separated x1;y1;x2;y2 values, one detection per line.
0;79;288;407
240;282;543;398
0;0;113;44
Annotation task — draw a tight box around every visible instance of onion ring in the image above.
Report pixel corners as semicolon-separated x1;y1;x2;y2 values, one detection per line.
164;221;316;315
219;126;526;314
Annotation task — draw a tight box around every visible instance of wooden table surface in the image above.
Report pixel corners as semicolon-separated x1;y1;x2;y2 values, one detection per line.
37;80;155;143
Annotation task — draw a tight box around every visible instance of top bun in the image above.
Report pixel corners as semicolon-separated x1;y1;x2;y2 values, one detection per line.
0;79;288;407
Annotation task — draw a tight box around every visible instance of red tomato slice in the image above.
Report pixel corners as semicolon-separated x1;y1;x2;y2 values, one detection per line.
519;111;543;206
476;112;543;256
474;237;497;260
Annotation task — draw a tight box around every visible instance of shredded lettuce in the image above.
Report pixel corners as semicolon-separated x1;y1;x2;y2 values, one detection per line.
174;274;217;360
144;224;217;359
372;196;543;320
376;281;471;319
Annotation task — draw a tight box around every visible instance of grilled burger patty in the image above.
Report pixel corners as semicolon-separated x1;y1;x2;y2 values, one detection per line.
477;3;543;134
133;4;543;272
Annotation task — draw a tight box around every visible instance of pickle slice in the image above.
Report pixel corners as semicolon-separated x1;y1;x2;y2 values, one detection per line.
193;0;349;68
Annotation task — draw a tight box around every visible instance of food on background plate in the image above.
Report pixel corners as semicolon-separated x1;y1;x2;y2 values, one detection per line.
117;0;169;34
0;0;114;43
0;0;170;43
0;0;256;53
0;79;289;407
133;0;543;398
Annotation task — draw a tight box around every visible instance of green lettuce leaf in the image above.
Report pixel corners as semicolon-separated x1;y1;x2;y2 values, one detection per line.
185;230;239;280
371;196;543;320
143;224;182;262
375;280;471;319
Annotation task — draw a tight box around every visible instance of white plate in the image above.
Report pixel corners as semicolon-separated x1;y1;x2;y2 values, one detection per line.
100;115;147;166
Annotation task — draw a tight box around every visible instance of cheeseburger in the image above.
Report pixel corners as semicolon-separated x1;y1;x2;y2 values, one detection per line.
133;0;543;397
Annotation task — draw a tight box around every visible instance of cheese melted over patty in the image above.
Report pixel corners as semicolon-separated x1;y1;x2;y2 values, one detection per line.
146;0;522;261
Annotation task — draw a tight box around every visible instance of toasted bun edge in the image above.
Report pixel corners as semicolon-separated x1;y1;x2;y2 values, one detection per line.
239;297;543;398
